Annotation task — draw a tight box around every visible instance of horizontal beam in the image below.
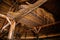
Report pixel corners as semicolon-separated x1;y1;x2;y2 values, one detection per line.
20;33;60;39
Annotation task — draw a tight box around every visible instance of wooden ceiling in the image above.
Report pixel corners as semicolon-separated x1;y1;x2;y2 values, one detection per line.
0;0;60;21
0;0;60;39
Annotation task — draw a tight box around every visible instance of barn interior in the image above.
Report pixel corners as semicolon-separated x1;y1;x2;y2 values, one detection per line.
0;0;60;40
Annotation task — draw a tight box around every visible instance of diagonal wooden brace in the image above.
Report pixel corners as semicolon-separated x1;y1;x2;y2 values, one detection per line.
0;14;11;32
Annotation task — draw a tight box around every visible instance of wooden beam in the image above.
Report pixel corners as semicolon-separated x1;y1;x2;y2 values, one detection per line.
20;34;60;39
